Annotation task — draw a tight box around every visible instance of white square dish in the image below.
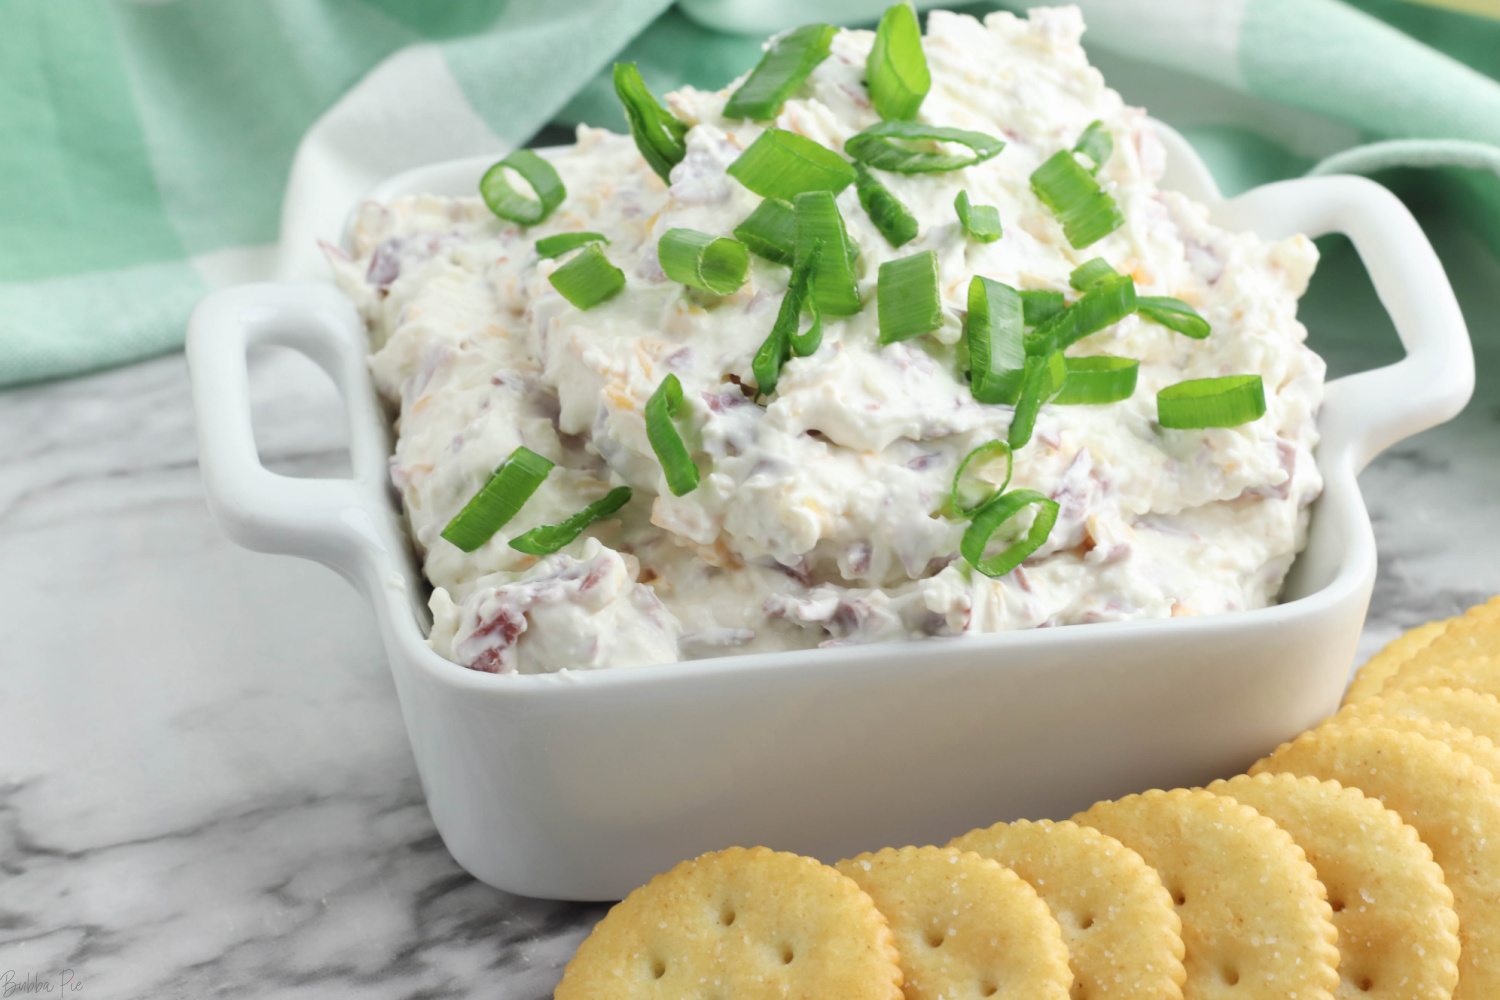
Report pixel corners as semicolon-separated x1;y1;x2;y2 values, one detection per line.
188;123;1472;900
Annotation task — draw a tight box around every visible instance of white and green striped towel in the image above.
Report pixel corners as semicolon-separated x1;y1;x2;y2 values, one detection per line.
3;0;1497;387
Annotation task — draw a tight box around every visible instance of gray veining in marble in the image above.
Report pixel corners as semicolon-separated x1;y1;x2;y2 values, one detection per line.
3;189;1498;1000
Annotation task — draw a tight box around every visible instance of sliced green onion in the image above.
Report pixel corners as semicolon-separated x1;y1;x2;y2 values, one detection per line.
727;129;856;202
1069;256;1117;290
1157;375;1266;429
793;190;861;316
723;23;836;120
854;163;919;248
1007;353;1053;449
952;440;1012;516
614;62;689;183
845;121;1005;174
535;232;608;259
1052;355;1139;405
440;446;555;552
961;489;1060;578
878;250;941;345
645;374;701;495
1030;149;1125;249
1023;305;1075;359
754;242;824;399
1074;120;1113;174
734;198;797;265
1061;272;1137;348
967;276;1026;405
787;250;825;358
866;2;930;121
955;190;1003;243
658;228;749;295
1020;289;1066;327
1138;296;1211;339
480;150;566;226
753;246;822;397
548;244;626;309
508;486;633;555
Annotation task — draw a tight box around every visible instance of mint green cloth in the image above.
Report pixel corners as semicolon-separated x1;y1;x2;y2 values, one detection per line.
3;0;1498;387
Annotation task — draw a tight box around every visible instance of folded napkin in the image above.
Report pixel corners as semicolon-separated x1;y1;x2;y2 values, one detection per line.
1;0;1496;388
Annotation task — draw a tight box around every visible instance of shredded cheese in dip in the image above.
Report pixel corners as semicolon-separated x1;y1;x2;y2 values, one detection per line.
328;7;1325;675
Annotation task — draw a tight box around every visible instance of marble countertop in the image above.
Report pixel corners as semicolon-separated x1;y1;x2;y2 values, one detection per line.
3;209;1497;998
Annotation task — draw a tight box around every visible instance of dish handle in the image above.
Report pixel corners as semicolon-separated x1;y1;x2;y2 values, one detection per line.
186;284;405;593
1212;175;1474;476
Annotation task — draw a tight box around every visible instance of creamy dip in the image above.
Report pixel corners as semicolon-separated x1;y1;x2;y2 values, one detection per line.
328;6;1325;675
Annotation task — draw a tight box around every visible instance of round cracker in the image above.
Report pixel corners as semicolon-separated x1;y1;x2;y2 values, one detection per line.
1345;618;1453;705
1252;723;1500;1000
555;846;903;1000
1207;772;1460;1000
1338;686;1500;745
1325;711;1500;782
837;846;1072;1000
1385;654;1500;700
1393;596;1500;676
948;819;1185;1000
1073;788;1339;1000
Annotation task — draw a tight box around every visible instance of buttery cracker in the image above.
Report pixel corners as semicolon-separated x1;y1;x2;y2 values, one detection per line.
1253;723;1500;1000
555;846;903;1000
837;846;1072;1000
948;819;1184;1000
1344;618;1452;704
1338;686;1500;745
1074;788;1339;1000
1207;772;1459;1000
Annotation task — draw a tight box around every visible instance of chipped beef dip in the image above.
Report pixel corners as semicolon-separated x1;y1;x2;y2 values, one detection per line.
327;6;1325;675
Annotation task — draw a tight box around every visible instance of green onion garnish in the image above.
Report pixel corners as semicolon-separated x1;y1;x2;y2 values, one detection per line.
613;62;689;184
1052;355;1139;405
508;486;633;555
734;198;797;265
952;440;1012;517
1138;296;1211;339
1008;351;1066;449
1020;289;1066;327
1157;375;1266;429
878;250;941;344
658;228;749;296
793;191;861;316
535;232;608;259
1069;257;1117;290
845;121;1005;174
548;244;626;309
727;129;856;202
752;244;822;397
1030;148;1125;249
1061;273;1137;348
1023;305;1075;359
440;446;555;552
480;150;566;226
866;2;930;122
966;276;1025;405
645;374;701;495
1073;120;1113;174
961;489;1059;578
954;190;1003;243
854;164;919;248
723;23;837;121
